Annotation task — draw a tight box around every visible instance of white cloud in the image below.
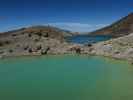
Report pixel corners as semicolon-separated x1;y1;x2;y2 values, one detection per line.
44;22;107;32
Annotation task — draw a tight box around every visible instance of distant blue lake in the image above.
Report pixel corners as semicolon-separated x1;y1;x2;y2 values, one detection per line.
66;35;112;44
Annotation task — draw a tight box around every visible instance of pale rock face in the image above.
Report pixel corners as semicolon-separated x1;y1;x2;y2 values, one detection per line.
125;48;133;54
101;44;113;53
93;43;113;56
91;33;133;62
123;48;133;58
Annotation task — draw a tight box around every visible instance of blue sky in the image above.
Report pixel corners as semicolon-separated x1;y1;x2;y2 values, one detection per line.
0;0;132;32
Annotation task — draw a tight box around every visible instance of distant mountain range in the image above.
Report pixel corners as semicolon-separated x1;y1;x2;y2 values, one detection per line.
0;13;133;38
89;13;133;37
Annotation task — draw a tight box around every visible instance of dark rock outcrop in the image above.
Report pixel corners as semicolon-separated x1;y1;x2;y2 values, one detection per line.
41;47;50;55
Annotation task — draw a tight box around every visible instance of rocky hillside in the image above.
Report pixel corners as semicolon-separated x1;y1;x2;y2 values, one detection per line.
0;26;73;40
89;13;133;37
92;32;133;62
0;26;77;58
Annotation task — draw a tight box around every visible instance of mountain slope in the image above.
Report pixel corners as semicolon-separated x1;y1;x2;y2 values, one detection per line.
0;26;76;57
89;13;133;37
0;26;73;40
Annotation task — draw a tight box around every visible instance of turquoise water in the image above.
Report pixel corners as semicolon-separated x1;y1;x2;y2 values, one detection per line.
0;55;133;100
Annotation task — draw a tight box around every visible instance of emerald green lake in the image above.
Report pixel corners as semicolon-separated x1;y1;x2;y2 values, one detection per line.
0;55;133;100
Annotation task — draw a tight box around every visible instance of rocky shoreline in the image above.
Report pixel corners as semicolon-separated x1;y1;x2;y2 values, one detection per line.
0;33;133;64
0;25;133;64
90;33;133;64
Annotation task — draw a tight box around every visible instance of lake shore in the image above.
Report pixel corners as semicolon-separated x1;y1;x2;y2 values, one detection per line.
91;33;133;64
0;41;133;65
0;31;133;64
